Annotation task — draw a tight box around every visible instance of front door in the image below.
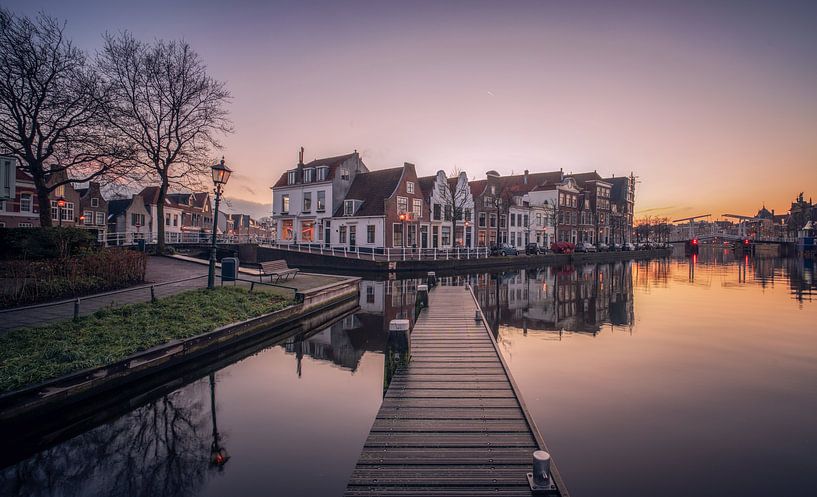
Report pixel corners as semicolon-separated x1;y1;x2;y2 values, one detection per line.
420;225;429;248
324;221;331;247
349;225;356;249
432;226;439;248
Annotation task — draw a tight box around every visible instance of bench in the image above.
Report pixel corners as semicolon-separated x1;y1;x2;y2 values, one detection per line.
258;260;299;282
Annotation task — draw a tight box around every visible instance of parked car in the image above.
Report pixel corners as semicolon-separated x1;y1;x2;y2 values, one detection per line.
611;243;622;251
491;243;519;256
575;242;597;253
622;242;635;251
596;242;610;252
550;241;575;254
525;243;541;255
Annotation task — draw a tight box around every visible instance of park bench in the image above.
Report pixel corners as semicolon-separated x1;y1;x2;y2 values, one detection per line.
258;260;299;282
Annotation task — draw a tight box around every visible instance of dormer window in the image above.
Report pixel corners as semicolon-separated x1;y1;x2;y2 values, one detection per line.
287;171;297;185
303;168;314;183
491;186;496;195
317;166;328;181
407;181;414;194
344;199;355;216
340;168;350;181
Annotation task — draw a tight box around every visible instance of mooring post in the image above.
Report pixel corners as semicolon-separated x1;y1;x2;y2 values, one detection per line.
384;319;411;393
527;450;557;494
417;284;429;308
73;298;80;321
150;285;156;303
427;271;436;288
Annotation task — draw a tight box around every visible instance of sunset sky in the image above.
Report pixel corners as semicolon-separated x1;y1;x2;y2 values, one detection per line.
6;0;817;220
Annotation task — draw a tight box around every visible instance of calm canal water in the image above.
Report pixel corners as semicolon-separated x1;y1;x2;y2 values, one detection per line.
2;250;816;497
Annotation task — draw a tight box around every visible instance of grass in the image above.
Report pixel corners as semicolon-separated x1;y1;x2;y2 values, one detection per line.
0;287;293;393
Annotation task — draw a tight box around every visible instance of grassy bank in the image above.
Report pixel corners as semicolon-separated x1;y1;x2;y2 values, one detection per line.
0;287;292;392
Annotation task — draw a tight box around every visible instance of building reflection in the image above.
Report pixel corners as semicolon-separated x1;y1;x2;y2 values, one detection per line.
470;262;635;336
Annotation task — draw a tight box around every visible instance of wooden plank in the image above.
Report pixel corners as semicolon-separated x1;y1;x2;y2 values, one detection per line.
363;432;537;448
377;408;524;420
358;447;531;465
381;398;520;408
348;466;532;486
345;487;533;497
387;382;511;390
384;389;516;399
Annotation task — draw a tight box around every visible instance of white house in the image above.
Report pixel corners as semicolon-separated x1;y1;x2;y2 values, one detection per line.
271;149;367;246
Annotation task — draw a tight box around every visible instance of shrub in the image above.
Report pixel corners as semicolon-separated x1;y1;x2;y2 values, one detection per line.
0;227;97;260
0;249;147;308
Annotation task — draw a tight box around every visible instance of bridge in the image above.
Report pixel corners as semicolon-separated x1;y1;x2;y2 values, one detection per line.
668;214;794;245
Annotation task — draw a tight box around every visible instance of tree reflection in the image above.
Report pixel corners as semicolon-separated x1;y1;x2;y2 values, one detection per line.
1;378;213;497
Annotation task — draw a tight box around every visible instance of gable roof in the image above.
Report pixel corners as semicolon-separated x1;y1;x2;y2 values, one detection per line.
469;179;487;197
603;176;629;202
107;198;132;218
273;152;359;188
417;175;438;199
333;167;404;217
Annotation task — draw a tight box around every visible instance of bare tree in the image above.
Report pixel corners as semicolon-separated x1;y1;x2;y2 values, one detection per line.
0;9;126;227
98;33;232;252
436;171;472;229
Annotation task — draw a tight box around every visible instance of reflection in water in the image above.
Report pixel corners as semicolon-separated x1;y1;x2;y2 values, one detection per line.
2;252;816;497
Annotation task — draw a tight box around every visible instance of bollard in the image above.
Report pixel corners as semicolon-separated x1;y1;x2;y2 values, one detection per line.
427;271;437;288
73;298;80;321
385;319;411;392
527;450;557;494
417;284;429;308
474;309;482;322
150;285;157;303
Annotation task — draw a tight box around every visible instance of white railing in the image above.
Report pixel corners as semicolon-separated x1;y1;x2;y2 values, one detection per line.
103;231;275;246
258;242;492;261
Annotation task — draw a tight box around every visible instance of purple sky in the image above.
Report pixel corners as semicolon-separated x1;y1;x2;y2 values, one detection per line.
6;0;817;219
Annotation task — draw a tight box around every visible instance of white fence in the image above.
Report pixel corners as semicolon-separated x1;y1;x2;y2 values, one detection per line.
259;242;491;262
103;232;274;246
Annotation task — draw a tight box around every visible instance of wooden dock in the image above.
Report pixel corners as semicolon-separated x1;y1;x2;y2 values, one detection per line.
345;285;568;497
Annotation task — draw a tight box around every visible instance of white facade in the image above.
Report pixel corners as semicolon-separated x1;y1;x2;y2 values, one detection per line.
273;182;333;245
328;216;385;249
425;170;475;248
145;201;184;239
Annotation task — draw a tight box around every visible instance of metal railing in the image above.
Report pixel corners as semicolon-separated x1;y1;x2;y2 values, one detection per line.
259;242;491;261
103;231;275;246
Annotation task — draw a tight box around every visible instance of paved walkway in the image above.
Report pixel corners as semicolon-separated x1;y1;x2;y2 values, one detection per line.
0;256;345;333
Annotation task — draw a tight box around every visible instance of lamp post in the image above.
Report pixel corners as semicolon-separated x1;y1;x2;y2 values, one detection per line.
56;196;66;227
208;158;232;289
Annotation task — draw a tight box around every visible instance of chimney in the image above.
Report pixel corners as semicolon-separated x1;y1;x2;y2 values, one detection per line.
524;170;529;185
298;147;304;165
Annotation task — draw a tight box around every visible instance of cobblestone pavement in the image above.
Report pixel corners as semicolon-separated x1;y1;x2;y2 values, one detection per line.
0;256;347;333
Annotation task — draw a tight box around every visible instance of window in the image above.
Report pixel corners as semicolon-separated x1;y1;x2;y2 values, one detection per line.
464;208;471;221
282;219;294;240
91;197;99;207
303;192;312;212
282;195;290;214
317;190;326;212
96;212;105;225
444;205;451;221
483;196;492;208
165;213;171;226
479;212;486;227
288;171;297;185
408;225;417;246
344;200;355;216
301;220;314;241
441;226;451;246
303;168;314;183
392;223;403;247
397;196;408;214
407;181;414;194
491;185;496;195
84;210;93;225
500;215;506;228
572;196;577;208
433;204;441;220
366;285;375;304
20;193;32;212
340;168;350;181
19;222;31;227
51;201;74;221
490;213;497;228
317;167;328;181
173;214;179;226
339;225;347;243
413;198;422;217
510;214;516;227
367;225;375;243
131;213;145;226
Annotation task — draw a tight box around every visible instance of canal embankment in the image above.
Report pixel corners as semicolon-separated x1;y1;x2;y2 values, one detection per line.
0;272;360;431
244;245;672;274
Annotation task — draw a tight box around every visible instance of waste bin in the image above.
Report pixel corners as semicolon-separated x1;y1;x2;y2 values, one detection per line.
136;239;146;252
221;257;239;283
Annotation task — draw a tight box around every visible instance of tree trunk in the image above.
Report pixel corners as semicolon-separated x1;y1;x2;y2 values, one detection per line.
156;180;168;253
33;175;53;228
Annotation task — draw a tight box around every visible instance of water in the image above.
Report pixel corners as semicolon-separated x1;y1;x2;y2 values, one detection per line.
2;251;816;497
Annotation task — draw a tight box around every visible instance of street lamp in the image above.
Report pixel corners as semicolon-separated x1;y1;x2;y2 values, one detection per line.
56;196;66;227
208;157;232;289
